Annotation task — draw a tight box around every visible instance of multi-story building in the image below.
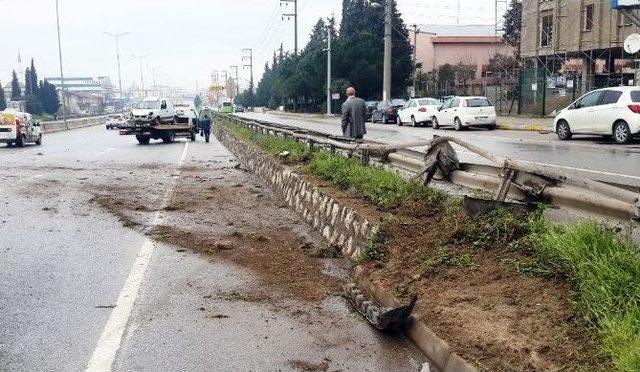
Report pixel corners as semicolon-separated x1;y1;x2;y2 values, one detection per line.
521;0;640;89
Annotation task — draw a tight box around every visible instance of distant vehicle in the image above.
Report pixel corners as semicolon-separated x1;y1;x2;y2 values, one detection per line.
104;106;116;114
365;101;378;121
130;97;177;125
554;86;640;144
397;98;441;127
106;114;127;130
220;102;233;114
432;96;496;131
0;111;42;147
234;105;246;113
175;103;199;125
371;99;405;124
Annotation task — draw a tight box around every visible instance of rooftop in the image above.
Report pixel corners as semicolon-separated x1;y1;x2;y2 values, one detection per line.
418;24;499;36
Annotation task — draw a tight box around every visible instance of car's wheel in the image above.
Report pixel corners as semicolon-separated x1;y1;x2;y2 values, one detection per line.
411;116;417;127
136;135;151;145
454;117;464;131
16;134;26;147
613;121;632;144
36;134;42;146
162;131;175;144
398;116;403;126
556;120;572;141
487;124;496;131
432;116;440;129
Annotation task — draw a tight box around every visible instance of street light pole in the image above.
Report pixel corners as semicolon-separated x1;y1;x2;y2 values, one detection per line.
383;0;392;102
326;21;332;116
132;54;148;96
54;0;67;129
105;32;129;105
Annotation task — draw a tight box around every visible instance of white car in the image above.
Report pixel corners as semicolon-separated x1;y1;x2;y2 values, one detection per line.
554;86;640;144
106;114;127;130
130;97;176;125
174;104;198;125
432;96;497;131
397;98;441;127
0;111;42;147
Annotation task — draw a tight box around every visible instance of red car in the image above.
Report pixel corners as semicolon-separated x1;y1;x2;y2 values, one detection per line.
371;99;406;124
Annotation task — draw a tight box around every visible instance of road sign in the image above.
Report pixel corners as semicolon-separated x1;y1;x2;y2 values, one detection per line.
612;0;640;9
331;93;340;100
624;33;640;53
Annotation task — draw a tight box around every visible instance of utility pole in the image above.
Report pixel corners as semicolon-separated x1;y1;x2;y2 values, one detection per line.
132;54;148;96
105;32;129;105
326;20;332;116
280;0;298;54
230;65;239;98
412;24;419;98
54;0;67;129
383;0;392;101
242;48;254;92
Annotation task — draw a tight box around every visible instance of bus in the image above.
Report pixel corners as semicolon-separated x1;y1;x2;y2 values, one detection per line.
220;102;233;114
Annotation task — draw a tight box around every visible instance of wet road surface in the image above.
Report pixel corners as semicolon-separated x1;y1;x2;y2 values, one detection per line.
0;124;425;371
238;112;640;187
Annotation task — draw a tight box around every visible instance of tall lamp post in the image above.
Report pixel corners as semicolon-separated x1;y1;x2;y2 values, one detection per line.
55;0;68;128
105;32;129;106
132;54;148;96
367;1;392;101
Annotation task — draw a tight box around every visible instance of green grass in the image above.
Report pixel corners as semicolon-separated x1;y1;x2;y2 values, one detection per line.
530;221;640;371
222;117;640;369
307;151;444;209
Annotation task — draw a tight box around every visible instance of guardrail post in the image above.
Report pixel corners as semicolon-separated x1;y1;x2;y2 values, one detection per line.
495;166;517;201
362;148;371;166
309;139;315;152
330;145;336;154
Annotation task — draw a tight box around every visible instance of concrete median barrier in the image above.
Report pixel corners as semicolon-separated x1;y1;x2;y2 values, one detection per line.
41;116;106;134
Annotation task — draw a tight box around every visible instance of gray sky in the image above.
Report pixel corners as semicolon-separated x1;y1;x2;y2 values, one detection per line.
0;0;504;92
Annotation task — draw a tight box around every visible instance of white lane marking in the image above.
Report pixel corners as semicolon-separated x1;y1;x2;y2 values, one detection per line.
85;142;189;372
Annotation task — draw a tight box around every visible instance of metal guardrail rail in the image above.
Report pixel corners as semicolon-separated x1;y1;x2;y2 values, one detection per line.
216;113;640;221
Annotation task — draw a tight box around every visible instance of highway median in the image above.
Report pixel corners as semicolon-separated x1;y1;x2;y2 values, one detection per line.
215;115;640;371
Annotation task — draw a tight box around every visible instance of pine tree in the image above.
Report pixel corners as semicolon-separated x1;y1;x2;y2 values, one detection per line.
38;80;60;115
29;59;39;97
11;70;21;100
25;68;32;97
503;0;522;55
0;81;7;111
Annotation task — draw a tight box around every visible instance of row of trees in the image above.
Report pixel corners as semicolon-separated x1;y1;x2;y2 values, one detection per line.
236;0;413;111
0;59;60;115
236;0;524;110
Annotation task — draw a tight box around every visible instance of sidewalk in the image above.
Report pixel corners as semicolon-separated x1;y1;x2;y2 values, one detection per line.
496;115;555;132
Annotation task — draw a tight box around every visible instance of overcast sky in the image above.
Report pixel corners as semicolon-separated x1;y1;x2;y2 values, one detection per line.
0;0;504;92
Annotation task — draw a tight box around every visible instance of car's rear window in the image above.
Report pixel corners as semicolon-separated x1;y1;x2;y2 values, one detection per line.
631;91;640;102
466;98;492;107
418;99;439;106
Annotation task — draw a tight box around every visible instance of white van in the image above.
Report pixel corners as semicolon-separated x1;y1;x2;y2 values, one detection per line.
0;111;42;147
130;97;177;125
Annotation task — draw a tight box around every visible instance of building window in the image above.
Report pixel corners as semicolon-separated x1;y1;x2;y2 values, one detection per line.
540;14;553;47
583;4;594;31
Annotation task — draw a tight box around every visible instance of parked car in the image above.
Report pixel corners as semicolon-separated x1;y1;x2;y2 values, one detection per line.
234;105;246;113
365;101;378;121
106;114;128;129
130;97;177;125
432;96;496;130
371;99;406;124
175;103;199;125
554;86;640;144
0;111;42;147
397;98;441;127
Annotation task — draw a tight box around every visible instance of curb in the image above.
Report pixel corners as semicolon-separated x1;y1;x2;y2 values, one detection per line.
496;123;549;132
354;266;479;372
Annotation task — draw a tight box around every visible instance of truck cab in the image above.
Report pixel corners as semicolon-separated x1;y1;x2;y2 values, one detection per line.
130;97;177;125
0;111;42;147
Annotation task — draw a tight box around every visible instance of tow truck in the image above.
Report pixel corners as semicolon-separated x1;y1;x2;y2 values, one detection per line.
119;97;198;144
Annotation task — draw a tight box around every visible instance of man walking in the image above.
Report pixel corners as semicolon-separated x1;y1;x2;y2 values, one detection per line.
341;87;367;140
199;113;212;143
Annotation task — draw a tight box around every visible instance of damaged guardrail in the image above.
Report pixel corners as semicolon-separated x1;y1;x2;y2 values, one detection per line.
216;113;640;221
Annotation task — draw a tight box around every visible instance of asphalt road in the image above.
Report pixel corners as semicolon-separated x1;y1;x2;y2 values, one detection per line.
0;125;425;371
238;112;640;187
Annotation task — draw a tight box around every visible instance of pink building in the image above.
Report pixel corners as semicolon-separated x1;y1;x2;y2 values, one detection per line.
410;25;514;80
